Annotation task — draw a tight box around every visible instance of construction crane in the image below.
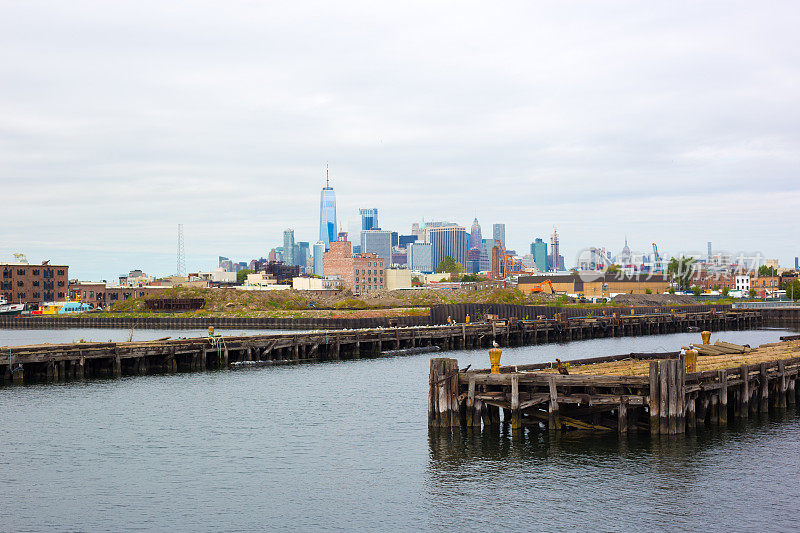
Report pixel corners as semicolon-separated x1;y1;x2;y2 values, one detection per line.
652;243;663;273
493;240;526;279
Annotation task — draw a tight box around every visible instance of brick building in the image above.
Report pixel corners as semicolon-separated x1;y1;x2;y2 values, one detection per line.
322;239;384;296
751;275;781;297
68;282;168;308
1;261;69;305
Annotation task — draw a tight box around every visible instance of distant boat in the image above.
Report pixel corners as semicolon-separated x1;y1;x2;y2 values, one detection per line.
0;296;25;316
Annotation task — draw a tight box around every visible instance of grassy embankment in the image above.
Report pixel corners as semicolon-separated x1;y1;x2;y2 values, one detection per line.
97;286;562;318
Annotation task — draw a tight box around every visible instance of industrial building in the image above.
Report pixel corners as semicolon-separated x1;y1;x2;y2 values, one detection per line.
517;273;670;297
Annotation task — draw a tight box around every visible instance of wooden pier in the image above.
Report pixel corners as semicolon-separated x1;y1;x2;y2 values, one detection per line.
429;338;800;435
2;310;761;385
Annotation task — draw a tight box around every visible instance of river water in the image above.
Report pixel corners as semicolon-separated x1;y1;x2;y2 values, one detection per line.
1;328;799;531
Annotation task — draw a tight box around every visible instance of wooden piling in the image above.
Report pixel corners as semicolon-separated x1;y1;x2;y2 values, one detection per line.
511;374;521;431
428;358;459;427
686;395;697;430
759;363;769;413
740;364;749;419
618;397;628;434
649;361;660;436
547;376;561;431
659;361;670;435
718;370;728;426
778;360;787;409
466;375;476;428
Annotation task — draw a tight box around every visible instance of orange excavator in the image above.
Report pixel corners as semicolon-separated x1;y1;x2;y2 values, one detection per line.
529;279;555;294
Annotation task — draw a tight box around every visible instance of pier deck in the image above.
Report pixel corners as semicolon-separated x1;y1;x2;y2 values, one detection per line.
429;338;800;435
2;310;761;385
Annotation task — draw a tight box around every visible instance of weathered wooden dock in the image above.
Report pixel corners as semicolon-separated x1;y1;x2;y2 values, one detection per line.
429;338;800;435
2;310;761;385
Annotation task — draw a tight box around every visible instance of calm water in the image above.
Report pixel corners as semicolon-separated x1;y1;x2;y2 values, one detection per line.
1;328;799;532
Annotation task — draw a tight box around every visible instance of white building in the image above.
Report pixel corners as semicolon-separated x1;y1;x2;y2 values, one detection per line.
735;275;751;293
385;268;413;290
292;276;343;291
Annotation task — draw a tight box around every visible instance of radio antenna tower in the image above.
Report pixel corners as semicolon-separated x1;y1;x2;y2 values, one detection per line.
176;224;186;277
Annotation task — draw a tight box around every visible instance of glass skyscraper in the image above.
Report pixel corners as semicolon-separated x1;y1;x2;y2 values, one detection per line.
319;169;337;250
359;208;378;231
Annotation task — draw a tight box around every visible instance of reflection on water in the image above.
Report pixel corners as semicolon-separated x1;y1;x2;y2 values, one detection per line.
1;327;798;531
425;409;800;531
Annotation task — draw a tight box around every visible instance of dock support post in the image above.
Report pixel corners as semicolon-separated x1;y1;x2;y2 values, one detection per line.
428;358;459;427
649;361;660;436
511;374;521;432
547;376;560;431
618;397;628;434
12;364;23;384
668;360;678;434
474;398;485;428
76;357;85;380
466;376;476;428
677;356;686;433
759;363;769;413
687;395;696;430
718;370;728;426
113;354;122;378
710;394;719;426
659;361;669;435
787;378;796;407
739;364;749;419
778;360;787;409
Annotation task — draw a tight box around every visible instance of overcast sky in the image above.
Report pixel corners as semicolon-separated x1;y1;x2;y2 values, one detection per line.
1;1;798;280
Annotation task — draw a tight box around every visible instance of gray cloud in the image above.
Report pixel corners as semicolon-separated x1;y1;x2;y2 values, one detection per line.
1;0;798;280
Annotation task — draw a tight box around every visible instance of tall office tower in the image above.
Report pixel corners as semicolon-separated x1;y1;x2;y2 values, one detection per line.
283;229;296;266
707;242;712;262
429;226;468;269
313;242;325;276
319;166;337;250
408;242;433;273
360;230;392;265
359;208;379;231
470;218;482;250
492;223;505;246
480;239;495;271
530;238;549;272
218;256;230;268
550;226;561;271
296;242;310;270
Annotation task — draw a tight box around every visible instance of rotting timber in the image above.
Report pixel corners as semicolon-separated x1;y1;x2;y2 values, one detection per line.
2;309;761;385
429;338;800;436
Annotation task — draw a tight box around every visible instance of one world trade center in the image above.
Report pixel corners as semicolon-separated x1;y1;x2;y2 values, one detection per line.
319;165;337;250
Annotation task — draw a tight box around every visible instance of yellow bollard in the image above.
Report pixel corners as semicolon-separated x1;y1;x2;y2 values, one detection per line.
686;349;698;372
701;331;711;345
489;348;502;374
465;314;470;324
208;326;215;337
631;309;635;316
